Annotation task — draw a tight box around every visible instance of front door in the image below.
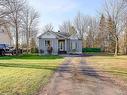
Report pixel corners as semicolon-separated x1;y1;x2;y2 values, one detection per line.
59;41;65;51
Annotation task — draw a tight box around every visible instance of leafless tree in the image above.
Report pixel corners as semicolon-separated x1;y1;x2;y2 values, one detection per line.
59;20;77;35
59;21;71;33
123;14;127;54
0;0;26;55
73;12;95;41
43;23;54;32
103;0;127;56
85;17;98;48
21;6;39;53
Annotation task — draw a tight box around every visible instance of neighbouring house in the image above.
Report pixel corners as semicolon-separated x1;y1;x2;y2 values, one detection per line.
38;31;82;55
0;27;13;46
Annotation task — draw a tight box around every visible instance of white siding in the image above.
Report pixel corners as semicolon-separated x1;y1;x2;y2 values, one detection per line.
0;31;12;45
39;38;58;55
69;39;82;54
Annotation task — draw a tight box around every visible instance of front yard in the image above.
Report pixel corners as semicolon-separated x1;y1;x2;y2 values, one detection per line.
0;54;64;95
85;55;127;81
1;53;127;95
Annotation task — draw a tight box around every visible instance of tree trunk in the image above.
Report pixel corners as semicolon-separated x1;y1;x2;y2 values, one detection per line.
26;29;29;54
125;30;127;55
15;23;19;55
125;47;127;55
114;37;118;56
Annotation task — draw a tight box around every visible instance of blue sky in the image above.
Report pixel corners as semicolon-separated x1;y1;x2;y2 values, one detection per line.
28;0;103;31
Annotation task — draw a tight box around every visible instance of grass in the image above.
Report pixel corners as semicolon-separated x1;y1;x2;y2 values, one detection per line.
0;54;63;60
0;54;64;95
85;54;127;81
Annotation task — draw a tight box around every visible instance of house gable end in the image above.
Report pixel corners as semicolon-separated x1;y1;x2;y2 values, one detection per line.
39;32;57;39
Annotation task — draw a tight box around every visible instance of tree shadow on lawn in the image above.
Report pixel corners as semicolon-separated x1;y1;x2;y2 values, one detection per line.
79;60;127;84
0;54;63;60
0;63;59;71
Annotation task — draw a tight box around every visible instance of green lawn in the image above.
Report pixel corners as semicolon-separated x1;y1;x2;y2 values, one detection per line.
0;54;64;95
85;55;127;81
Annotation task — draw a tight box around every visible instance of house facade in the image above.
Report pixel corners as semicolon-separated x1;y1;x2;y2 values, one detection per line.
0;27;13;46
38;31;82;55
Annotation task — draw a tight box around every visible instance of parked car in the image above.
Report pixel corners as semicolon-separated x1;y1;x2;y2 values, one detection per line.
0;44;14;56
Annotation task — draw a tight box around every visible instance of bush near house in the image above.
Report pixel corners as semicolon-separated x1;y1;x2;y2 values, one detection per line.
82;48;101;52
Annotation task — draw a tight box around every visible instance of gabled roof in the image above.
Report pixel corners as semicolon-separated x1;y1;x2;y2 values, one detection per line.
38;31;65;39
38;31;81;40
52;31;70;38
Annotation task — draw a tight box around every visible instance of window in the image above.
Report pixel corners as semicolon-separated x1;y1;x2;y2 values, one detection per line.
70;42;72;50
45;40;50;46
71;42;77;50
75;42;77;49
72;42;76;49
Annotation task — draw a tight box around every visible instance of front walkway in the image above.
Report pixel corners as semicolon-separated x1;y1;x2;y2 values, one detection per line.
37;57;127;95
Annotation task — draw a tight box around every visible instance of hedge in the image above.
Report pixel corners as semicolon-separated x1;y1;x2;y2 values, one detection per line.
82;48;101;52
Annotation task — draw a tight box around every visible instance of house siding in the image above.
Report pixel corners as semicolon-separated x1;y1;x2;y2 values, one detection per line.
38;31;82;55
39;38;58;55
69;39;82;54
0;32;12;45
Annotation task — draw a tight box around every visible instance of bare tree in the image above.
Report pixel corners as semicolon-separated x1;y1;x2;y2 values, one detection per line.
123;14;127;54
21;6;39;53
86;17;98;48
43;23;54;32
59;21;71;33
74;12;88;39
0;0;26;55
59;21;77;35
103;0;127;56
74;13;85;39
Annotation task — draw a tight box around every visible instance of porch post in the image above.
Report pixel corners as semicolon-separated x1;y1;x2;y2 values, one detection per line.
65;39;67;53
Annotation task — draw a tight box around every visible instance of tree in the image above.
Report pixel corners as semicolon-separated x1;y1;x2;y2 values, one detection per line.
103;0;127;56
123;15;127;54
43;23;54;32
85;17;98;48
21;6;39;54
106;16;116;53
74;12;89;39
59;21;76;35
59;21;71;33
0;0;26;55
98;14;107;51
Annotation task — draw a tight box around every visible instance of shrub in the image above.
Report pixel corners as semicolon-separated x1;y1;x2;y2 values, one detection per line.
82;48;101;52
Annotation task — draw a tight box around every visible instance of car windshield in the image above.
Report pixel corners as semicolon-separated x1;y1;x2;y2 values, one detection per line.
0;44;5;48
0;44;9;48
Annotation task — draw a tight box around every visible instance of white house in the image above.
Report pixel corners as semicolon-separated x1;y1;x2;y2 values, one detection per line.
38;31;82;55
0;27;13;45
